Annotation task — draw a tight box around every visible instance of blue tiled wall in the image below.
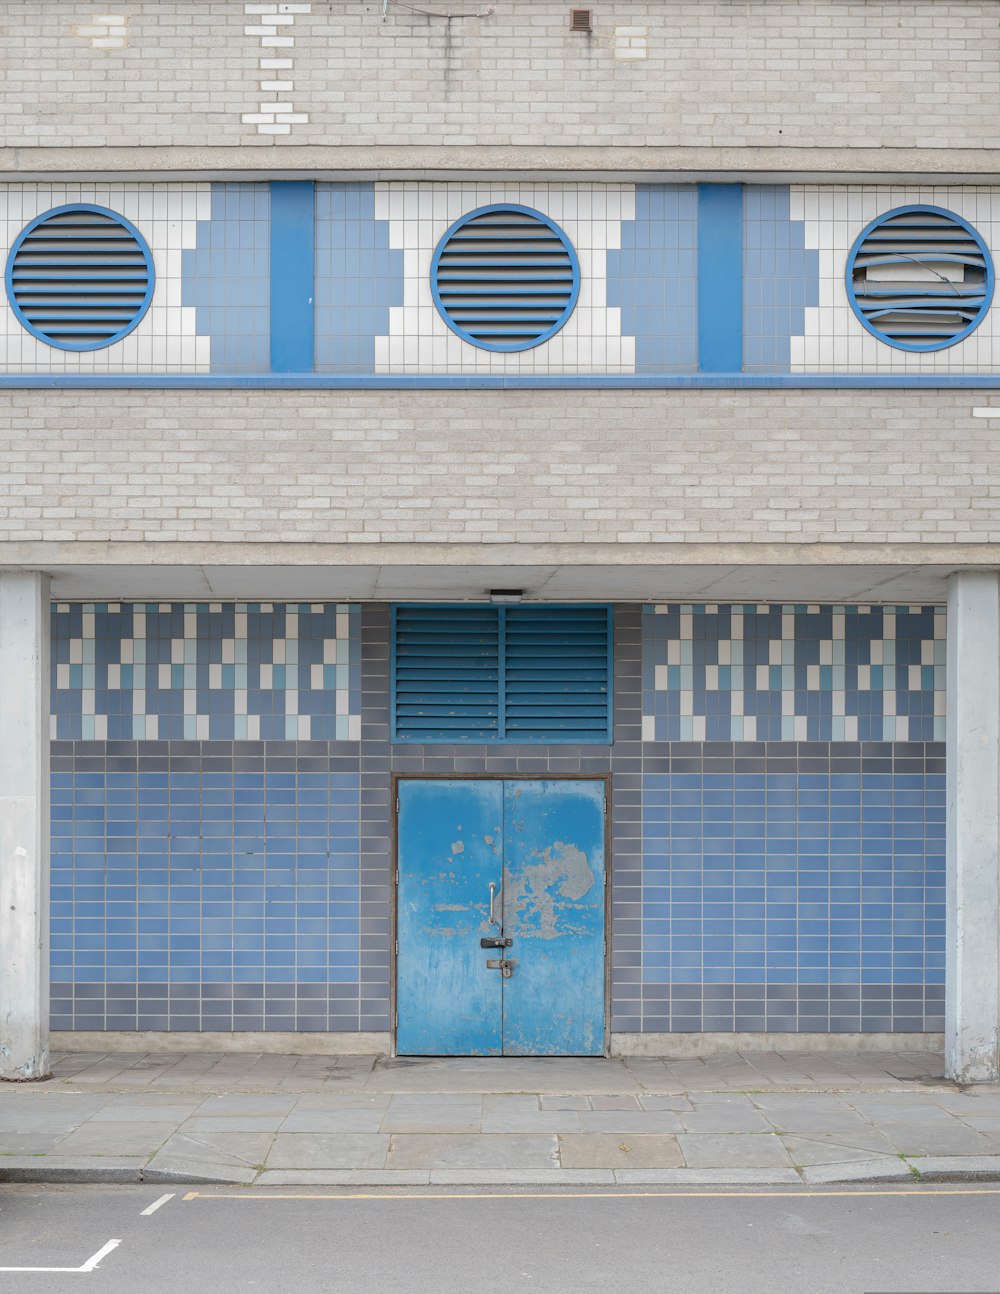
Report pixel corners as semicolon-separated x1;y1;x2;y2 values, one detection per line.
642;604;945;743
639;757;945;1025
50;755;362;1019
607;184;699;373
181;183;271;373
314;182;405;373
743;185;820;373
50;602;946;1036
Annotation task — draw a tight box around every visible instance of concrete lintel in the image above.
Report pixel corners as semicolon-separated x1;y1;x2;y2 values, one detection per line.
3;145;1000;184
946;572;1000;1083
610;1032;944;1058
0;572;51;1081
3;540;1000;569
1;547;997;605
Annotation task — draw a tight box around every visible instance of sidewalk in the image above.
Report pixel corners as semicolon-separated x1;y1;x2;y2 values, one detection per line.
3;1047;1000;1187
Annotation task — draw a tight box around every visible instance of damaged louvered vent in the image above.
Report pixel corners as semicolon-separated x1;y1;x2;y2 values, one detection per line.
431;206;580;352
7;207;154;351
848;207;992;351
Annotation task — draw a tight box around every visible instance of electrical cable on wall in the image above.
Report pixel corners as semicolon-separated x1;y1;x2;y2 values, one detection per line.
382;0;495;20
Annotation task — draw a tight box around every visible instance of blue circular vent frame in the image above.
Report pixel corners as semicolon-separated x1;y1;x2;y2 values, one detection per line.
430;203;580;352
5;203;155;351
845;204;994;352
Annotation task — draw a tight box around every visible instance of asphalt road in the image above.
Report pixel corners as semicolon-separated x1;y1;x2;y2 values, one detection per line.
1;1183;999;1292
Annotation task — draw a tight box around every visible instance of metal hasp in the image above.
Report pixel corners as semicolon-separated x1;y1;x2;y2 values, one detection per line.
396;778;605;1057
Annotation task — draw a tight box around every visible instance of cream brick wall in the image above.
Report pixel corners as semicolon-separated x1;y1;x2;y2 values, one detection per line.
3;388;998;546
2;1;998;152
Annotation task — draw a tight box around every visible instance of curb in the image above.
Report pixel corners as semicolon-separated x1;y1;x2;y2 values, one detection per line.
5;1161;999;1188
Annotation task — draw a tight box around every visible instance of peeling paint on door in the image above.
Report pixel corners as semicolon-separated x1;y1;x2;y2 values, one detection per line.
501;781;605;1056
503;841;595;940
396;779;606;1057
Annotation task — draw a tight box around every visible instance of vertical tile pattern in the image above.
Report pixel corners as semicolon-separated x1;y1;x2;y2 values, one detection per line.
606;183;698;373
743;185;819;373
642;604;946;743
180;182;271;373
50;602;361;742
314;182;405;373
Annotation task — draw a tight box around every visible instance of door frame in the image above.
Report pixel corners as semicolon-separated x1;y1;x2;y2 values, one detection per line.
391;773;613;1058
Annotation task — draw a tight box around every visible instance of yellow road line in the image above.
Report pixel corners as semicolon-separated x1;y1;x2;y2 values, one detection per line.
182;1188;1000;1202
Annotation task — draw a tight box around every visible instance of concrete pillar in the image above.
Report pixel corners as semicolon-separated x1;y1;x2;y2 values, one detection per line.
0;572;50;1081
946;571;1000;1082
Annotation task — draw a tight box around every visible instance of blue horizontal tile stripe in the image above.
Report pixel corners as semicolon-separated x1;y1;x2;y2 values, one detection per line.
6;373;1000;388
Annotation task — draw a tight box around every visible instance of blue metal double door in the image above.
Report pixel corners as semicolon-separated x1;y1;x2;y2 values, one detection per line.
396;779;606;1057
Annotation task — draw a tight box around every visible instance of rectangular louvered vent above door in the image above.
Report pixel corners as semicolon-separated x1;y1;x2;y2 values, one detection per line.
392;606;501;741
503;606;611;740
391;605;612;743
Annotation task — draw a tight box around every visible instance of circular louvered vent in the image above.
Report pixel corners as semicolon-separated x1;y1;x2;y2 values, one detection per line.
5;204;154;351
430;204;580;352
846;205;993;351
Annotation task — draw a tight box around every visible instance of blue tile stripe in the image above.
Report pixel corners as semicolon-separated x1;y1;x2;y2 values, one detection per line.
6;372;1000;389
697;184;743;372
642;604;946;743
51;602;362;741
269;181;315;373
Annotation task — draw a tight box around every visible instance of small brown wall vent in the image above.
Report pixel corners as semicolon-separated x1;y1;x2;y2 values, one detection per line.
570;9;592;32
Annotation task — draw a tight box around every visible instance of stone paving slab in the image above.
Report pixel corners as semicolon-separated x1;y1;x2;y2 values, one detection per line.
3;1047;1000;1187
267;1133;390;1170
677;1132;796;1169
48;1121;172;1157
558;1133;684;1169
780;1133;899;1164
143;1157;258;1186
384;1133;558;1171
42;1048;953;1095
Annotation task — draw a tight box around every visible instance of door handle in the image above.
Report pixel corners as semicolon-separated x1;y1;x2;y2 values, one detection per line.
488;881;500;926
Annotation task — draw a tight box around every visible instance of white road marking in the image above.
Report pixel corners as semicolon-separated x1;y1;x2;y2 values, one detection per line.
0;1237;121;1274
79;1240;122;1272
140;1193;175;1217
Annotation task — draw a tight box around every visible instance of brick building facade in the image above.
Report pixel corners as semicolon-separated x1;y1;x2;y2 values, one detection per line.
2;1;999;1078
